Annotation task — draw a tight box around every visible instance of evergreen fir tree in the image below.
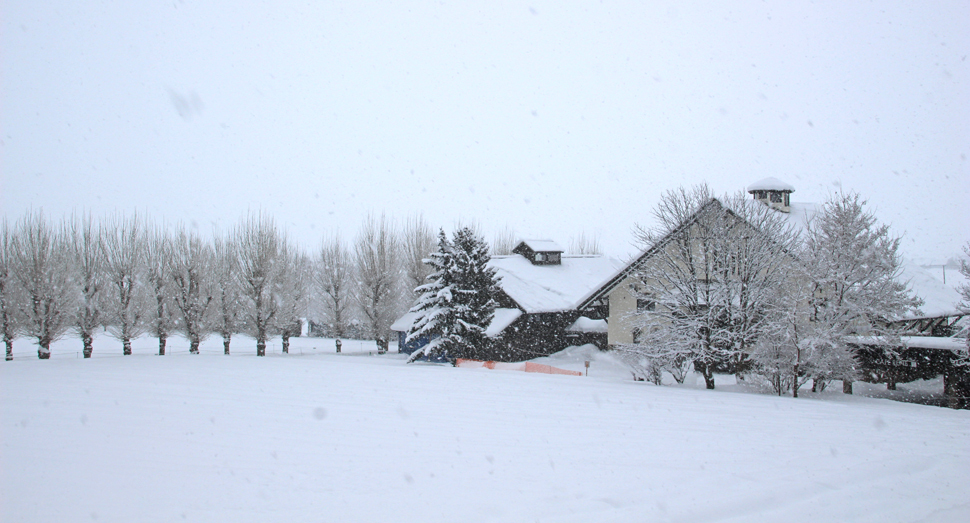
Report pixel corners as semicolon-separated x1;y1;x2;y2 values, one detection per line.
406;227;500;363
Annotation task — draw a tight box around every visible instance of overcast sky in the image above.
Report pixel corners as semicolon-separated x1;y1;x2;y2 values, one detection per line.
2;1;967;263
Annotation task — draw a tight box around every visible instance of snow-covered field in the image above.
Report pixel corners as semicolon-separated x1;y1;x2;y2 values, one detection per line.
3;334;968;522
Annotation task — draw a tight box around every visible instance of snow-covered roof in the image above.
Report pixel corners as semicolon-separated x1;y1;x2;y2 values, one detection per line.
517;240;564;253
490;254;625;314
847;335;967;351
567;316;608;333
390;312;420;332
485;308;523;337
778;201;817;234
899;259;967;319
747;177;795;193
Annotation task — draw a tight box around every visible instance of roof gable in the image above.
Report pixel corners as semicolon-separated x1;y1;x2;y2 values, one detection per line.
489;254;624;313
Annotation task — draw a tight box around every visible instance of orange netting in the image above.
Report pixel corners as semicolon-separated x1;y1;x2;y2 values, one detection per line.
456;359;581;376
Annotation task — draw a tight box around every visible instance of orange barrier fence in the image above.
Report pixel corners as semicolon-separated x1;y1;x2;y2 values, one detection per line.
455;359;581;376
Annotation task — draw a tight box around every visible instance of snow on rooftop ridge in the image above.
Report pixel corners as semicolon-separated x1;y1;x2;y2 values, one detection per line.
747;177;795;193
567;316;608;333
519;239;564;252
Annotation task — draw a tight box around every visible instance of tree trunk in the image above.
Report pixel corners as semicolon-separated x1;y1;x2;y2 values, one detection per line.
282;334;290;354
123;337;132;356
792;363;799;398
38;339;51;359
82;332;94;359
886;374;897;391
5;339;13;361
158;335;166;356
223;335;231;355
190;337;200;355
257;338;266;357
842;379;853;395
696;362;716;389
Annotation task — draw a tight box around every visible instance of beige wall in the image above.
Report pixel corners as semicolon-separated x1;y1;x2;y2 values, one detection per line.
607;276;637;346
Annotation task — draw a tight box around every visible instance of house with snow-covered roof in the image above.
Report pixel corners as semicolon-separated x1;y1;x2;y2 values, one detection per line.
392;240;624;362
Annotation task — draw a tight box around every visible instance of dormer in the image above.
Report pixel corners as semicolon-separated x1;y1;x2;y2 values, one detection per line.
512;240;564;266
747;177;795;213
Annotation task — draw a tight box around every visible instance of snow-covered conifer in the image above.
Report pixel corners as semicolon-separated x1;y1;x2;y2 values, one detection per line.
406;227;500;363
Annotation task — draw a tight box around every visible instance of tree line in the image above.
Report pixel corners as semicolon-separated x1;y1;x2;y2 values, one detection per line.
0;211;468;359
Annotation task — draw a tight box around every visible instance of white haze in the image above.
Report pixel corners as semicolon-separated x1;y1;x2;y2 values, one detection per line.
2;1;968;261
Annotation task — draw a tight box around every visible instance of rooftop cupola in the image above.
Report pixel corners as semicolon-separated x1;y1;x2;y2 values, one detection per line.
512;240;563;266
747;177;795;213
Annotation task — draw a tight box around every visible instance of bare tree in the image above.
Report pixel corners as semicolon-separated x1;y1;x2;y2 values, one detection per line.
1;219;24;361
401;214;436;301
956;241;970;367
313;234;353;337
169;227;215;354
212;234;242;355
802;192;922;393
11;211;75;359
353;213;400;340
275;244;310;353
235;213;284;356
491;225;517;256
103;213;148;355
616;185;799;389
145;224;175;355
750;273;815;397
568;232;602;255
66;213;107;358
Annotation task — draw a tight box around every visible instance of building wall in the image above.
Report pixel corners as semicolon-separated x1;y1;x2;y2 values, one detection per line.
607;277;637;346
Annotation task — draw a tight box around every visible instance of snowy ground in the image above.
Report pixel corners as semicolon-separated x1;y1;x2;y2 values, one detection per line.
3;335;968;522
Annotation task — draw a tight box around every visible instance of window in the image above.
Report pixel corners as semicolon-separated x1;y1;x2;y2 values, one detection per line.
770;191;782;203
636;298;655;312
535;253;546;262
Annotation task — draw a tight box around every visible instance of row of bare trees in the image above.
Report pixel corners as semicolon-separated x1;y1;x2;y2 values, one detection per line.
0;210;452;359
